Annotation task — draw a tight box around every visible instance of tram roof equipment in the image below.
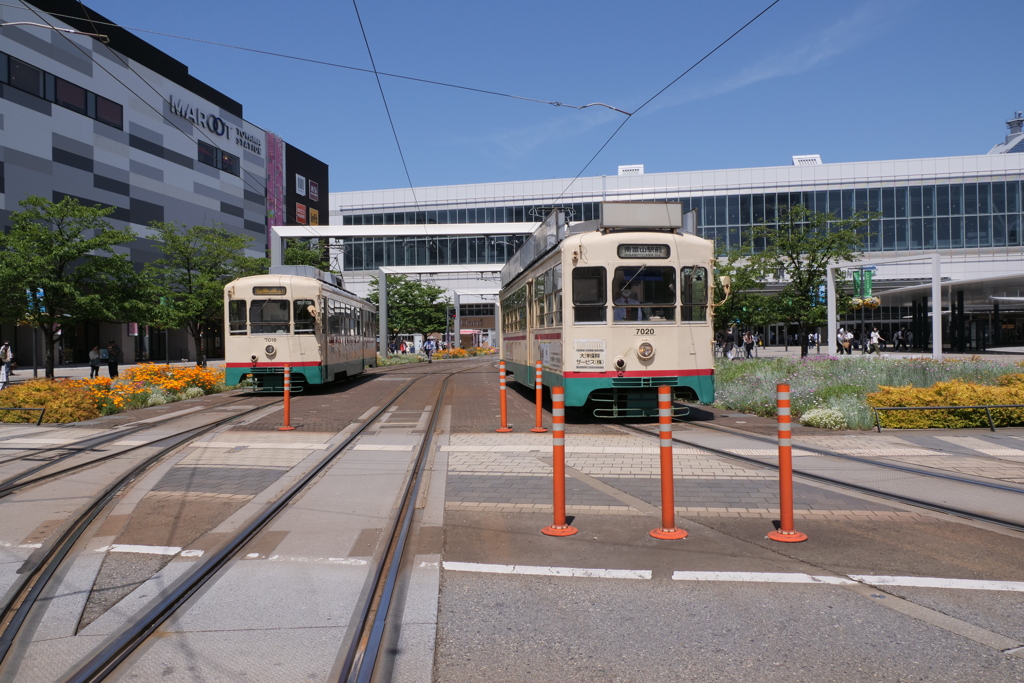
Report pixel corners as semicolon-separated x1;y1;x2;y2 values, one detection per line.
500;202;698;288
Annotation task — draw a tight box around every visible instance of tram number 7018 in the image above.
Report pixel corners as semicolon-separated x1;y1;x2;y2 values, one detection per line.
635;328;655;336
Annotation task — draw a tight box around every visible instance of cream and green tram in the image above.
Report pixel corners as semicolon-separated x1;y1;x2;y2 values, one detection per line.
224;265;377;391
499;202;717;417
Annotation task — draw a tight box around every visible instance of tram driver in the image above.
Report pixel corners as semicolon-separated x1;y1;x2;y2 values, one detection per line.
614;282;645;321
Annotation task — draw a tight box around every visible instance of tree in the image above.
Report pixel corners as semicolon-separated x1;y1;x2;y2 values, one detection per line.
741;205;871;356
284;238;331;270
365;275;450;344
0;196;140;378
713;249;780;333
142;222;267;366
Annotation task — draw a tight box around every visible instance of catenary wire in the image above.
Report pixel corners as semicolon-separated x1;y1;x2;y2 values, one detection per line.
552;0;783;206
2;3;623;114
350;0;418;208
10;2;310;233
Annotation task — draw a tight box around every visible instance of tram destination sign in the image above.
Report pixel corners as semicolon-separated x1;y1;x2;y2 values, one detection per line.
618;244;670;259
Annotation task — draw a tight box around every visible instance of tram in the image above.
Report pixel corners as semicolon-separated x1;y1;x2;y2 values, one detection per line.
499;202;726;417
224;265;377;391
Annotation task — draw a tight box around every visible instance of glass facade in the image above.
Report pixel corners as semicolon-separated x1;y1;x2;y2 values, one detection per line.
340;233;529;271
339;179;1024;262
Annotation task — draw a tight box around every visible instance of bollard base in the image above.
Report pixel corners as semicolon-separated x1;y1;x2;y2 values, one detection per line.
767;529;808;543
650;528;688;540
530;427;548;433
495;426;513;433
541;524;578;537
278;426;296;432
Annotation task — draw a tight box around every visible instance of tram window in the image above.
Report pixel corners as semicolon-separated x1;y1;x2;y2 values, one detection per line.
294;299;316;334
612;266;676;322
572;266;606;323
228;300;247;335
249;299;290;334
328;300;342;335
681;266;708;322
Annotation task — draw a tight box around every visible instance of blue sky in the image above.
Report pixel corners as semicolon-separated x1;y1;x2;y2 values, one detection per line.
83;0;1020;193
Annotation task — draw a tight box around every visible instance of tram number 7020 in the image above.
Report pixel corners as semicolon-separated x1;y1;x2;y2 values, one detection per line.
635;328;655;336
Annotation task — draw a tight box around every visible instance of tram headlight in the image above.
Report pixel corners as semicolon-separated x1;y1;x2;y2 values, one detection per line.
636;341;655;361
265;344;276;355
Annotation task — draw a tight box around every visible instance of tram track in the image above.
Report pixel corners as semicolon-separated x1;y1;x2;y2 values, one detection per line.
40;360;481;683
0;397;282;672
619;416;1024;533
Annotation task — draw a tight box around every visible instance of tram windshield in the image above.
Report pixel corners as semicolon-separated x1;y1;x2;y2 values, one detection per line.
612;266;676;322
249;299;290;334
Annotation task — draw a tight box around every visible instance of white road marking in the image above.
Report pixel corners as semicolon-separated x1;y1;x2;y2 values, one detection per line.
673;571;856;585
850;575;1024;592
442;565;1024;593
103;544;182;556
442;561;651;580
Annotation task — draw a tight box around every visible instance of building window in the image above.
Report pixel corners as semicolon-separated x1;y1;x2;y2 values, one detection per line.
95;95;123;129
197;140;240;177
8;57;43;97
55;77;87;114
0;51;123;129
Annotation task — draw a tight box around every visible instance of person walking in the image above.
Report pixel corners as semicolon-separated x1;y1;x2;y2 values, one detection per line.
423;338;436;363
106;340;121;378
88;345;102;378
742;330;754;358
0;341;12;377
868;327;884;355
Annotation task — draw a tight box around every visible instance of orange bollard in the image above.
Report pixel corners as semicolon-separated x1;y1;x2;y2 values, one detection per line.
278;365;296;432
530;359;547;433
542;386;577;537
650;386;687;540
496;361;513;433
767;383;807;542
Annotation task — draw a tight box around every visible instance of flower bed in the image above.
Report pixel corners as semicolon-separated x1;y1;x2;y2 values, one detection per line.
0;364;229;423
714;356;1022;430
867;378;1024;428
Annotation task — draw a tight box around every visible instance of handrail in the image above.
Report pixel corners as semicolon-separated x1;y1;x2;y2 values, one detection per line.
0;407;46;426
871;404;1024;433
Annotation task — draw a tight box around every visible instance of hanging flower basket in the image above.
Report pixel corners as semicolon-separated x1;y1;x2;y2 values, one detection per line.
849;297;864;310
862;296;881;309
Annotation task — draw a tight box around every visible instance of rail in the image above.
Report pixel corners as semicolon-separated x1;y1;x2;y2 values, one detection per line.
0;407;45;426
872;404;1024;433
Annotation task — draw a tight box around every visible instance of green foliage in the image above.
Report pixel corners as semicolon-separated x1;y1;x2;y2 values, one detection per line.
0;196;141;378
141;222;268;366
714;356;1021;430
366;275;450;341
283;238;331;270
799;408;848;430
726;205;873;349
0;380;100;423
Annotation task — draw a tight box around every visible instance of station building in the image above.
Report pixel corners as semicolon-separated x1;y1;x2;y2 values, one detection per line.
0;0;328;367
329;114;1024;352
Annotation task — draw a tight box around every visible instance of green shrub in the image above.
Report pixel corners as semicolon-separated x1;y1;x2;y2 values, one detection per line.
799;408;848;430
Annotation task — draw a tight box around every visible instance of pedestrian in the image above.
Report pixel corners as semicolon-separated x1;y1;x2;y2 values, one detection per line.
906;329;914;350
742;330;754;358
893;328;903;351
106;340;121;378
424;338;436;363
868;327;884;355
752;332;761;357
0;341;12;377
89;345;102;378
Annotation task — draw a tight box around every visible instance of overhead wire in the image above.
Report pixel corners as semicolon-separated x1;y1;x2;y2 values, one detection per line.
2;3;622;114
349;0;418;208
12;0;336;256
552;0;783;206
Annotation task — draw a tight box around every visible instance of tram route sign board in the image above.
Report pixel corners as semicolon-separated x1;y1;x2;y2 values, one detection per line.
573;339;606;371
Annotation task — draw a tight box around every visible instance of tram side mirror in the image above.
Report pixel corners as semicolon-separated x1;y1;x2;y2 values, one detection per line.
307;304;318;320
720;276;731;296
